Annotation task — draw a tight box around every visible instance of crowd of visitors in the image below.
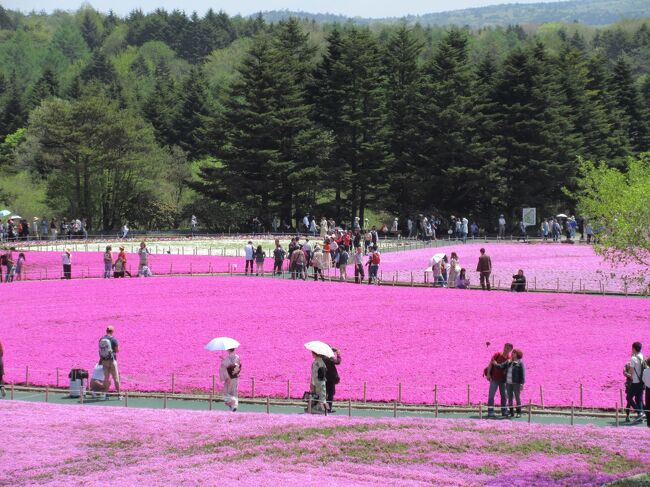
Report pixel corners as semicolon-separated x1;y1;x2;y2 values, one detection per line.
0;217;90;242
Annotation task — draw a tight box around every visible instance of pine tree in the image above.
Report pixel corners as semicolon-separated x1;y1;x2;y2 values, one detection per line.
80;50;117;85
28;68;59;110
382;26;424;220
0;72;26;139
80;10;102;51
172;66;213;159
142;62;178;147
610;56;650;153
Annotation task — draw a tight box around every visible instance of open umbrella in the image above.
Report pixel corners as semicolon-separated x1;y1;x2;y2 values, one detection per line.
0;210;10;217
425;253;446;272
304;341;334;358
10;215;22;220
205;337;240;351
556;214;568;218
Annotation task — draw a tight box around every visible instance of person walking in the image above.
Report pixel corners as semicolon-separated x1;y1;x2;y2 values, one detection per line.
320;217;328;238
138;241;151;277
220;348;241;412
98;326;121;400
121;223;129;239
627;342;645;422
485;343;513;418
323;347;341;412
62;248;72;279
103;246;113;278
254;245;266;276
476;248;492;291
244;241;254;275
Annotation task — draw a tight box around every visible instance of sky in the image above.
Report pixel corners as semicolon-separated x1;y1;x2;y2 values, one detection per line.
3;0;565;19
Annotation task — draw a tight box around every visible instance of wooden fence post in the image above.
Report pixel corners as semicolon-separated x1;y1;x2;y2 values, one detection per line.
363;382;367;403
570;402;574;425
615;402;619;427
579;384;583;410
527;400;532;424
266;396;270;414
467;384;471;406
287;379;291;399
171;374;176;394
398;382;402;403
251;377;255;399
540;386;544;409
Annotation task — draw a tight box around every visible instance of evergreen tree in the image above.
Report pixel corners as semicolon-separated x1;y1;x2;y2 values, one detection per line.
382;26;424;219
0;72;26;139
142;62;178;147
172;66;213;159
80;50;118;85
610;56;650;153
489;45;573;213
28;68;59;110
80;10;102;51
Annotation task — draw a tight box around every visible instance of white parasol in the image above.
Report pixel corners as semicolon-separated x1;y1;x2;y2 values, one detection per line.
304;341;334;358
205;337;240;351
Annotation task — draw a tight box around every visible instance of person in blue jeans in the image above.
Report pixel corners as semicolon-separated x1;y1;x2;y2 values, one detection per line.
485;343;513;418
626;342;645;421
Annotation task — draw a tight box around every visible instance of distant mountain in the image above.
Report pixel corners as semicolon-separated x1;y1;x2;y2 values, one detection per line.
258;0;650;27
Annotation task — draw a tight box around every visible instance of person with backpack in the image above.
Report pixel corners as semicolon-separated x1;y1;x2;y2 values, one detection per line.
98;326;121;400
323;347;341;412
367;246;380;284
626;342;645;422
220;347;241;412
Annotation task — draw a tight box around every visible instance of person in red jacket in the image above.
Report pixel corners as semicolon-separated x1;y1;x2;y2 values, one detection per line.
485;342;513;418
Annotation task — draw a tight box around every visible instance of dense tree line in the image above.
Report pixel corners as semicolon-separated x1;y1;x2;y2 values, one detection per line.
0;7;649;231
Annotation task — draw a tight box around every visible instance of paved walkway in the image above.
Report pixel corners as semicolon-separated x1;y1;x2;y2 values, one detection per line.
6;389;648;429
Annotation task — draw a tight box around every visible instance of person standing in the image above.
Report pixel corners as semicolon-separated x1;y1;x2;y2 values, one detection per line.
62;248;72;279
254;245;266;276
220;348;241;412
541;219;549;241
244;241;254;275
121;223;129;239
476;248;492;291
504;349;525;418
190;215;198;235
367;246;380;284
310;352;328;413
291;245;306;280
0;338;5;398
3;249;15;283
98;326;121;400
498;215;506;239
273;243;285;275
138;241;151;277
103;246;113;278
485;343;513;418
353;246;364;284
627;342;645;421
338;246;349;281
311;245;325;281
320;217;328;238
461;218;469;244
642;358;650;428
585;222;594;244
323;347;341;412
391;218;398;237
15;253;25;281
448;252;460;289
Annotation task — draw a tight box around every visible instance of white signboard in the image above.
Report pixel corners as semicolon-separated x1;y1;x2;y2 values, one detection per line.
522;208;536;227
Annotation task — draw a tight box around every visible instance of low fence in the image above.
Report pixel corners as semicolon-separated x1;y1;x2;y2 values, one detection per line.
1;364;632;411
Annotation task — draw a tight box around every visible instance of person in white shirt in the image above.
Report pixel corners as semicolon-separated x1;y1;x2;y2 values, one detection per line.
498;215;506;239
302;214;310;233
627;342;645;421
244;241;254;275
89;364;107;400
121;223;129;239
61;249;72;279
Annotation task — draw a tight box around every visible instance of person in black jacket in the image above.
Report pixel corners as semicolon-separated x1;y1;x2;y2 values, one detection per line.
494;349;526;417
510;269;527;292
322;347;341;413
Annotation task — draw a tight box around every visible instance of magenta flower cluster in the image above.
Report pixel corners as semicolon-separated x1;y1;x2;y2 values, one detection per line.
1;276;647;407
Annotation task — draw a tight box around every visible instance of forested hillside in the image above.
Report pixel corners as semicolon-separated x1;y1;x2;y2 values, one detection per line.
0;6;649;231
261;0;650;27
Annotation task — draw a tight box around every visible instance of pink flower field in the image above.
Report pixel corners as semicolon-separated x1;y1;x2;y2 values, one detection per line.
1;276;648;407
1;401;649;486
378;242;649;293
